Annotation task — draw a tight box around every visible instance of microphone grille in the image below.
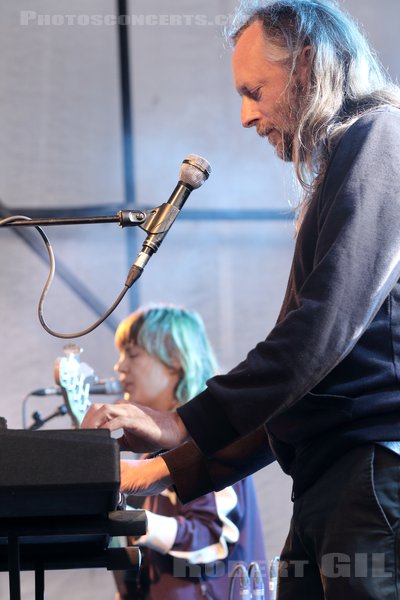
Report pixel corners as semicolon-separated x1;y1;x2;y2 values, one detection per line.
179;154;211;189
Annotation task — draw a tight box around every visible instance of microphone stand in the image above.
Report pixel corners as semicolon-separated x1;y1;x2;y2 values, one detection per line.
0;209;148;228
28;405;69;431
2;154;210;339
0;205;175;339
0;204;182;230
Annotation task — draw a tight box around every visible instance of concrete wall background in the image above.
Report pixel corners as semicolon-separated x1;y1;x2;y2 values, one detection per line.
0;1;398;596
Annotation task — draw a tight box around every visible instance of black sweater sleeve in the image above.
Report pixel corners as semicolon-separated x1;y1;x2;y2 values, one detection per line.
177;107;400;457
162;426;275;503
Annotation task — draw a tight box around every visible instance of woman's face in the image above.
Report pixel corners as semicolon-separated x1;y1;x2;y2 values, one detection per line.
114;342;180;412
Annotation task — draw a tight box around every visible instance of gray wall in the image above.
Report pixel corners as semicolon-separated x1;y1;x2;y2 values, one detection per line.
0;1;398;597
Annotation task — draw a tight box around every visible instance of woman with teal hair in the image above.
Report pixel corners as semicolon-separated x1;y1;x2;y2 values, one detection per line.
114;304;218;410
111;304;267;600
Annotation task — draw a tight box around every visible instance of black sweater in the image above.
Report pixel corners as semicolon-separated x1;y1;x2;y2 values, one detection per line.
164;106;400;502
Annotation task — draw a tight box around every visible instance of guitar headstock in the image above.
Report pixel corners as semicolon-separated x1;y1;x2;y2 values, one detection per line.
54;344;94;428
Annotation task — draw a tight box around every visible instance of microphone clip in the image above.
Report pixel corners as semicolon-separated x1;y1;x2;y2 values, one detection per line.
118;203;180;234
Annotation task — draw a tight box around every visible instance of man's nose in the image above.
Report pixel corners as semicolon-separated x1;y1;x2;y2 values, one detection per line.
241;97;260;128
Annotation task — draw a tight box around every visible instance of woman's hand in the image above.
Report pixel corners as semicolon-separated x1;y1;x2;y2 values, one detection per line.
120;456;172;496
81;402;188;453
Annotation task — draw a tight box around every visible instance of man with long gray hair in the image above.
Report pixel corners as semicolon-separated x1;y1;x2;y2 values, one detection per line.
83;1;400;597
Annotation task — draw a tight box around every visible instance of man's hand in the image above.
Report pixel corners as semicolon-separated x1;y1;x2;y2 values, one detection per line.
120;456;172;495
81;402;188;453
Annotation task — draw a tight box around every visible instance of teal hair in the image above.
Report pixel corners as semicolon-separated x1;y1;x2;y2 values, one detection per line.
115;304;218;405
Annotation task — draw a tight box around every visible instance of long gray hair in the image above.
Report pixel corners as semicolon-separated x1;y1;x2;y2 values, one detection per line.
229;0;400;213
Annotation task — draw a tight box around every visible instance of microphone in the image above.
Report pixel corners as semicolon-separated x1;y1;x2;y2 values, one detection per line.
30;378;123;397
124;154;211;287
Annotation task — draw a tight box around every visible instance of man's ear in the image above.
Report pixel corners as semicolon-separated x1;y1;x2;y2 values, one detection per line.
297;45;313;84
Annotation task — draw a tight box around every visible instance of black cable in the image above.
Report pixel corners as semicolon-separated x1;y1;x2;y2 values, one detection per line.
0;214;141;339
37;282;131;339
22;393;32;430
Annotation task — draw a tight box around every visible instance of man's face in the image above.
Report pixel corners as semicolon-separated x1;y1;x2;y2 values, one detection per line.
232;20;309;161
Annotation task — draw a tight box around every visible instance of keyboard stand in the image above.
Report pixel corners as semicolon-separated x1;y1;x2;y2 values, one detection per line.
0;509;146;600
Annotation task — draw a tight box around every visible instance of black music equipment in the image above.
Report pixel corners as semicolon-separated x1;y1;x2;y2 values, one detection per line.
0;428;147;600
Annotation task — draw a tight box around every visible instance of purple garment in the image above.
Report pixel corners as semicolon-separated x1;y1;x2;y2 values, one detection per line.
139;477;268;600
